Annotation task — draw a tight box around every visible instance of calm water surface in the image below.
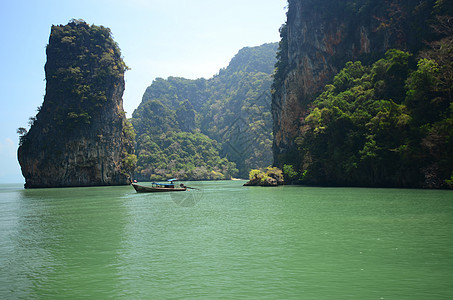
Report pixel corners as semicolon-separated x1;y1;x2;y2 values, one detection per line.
1;181;452;299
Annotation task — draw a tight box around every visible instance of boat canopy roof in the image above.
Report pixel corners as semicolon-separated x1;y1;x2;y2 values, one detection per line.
149;179;179;186
152;182;174;186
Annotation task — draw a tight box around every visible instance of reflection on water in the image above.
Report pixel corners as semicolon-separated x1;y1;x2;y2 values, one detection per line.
1;182;452;298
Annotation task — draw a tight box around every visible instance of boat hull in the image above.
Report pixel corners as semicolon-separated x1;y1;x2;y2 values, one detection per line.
132;183;187;193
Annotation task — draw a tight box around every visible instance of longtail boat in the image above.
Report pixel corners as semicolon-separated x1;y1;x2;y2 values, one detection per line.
132;179;187;193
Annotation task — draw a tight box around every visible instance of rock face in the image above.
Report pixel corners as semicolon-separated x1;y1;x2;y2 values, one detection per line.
18;20;135;188
272;0;435;167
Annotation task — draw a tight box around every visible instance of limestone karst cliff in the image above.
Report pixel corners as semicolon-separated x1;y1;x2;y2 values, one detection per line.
273;0;435;166
272;0;453;187
18;20;135;188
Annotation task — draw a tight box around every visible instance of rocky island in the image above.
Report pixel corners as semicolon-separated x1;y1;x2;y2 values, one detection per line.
243;167;284;186
18;20;136;188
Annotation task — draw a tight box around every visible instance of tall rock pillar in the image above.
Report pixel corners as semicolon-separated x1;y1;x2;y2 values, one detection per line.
18;20;135;188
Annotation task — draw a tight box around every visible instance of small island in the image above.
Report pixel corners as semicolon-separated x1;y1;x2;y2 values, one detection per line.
243;167;284;186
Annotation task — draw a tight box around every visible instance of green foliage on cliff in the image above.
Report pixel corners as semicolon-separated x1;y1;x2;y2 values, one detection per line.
131;96;238;180
131;43;278;180
43;19;128;130
282;164;298;183
298;43;452;187
134;131;237;181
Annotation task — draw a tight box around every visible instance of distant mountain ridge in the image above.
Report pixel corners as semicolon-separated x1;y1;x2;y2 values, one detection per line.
131;43;278;180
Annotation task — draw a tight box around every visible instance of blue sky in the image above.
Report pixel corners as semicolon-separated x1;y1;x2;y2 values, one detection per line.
0;0;287;183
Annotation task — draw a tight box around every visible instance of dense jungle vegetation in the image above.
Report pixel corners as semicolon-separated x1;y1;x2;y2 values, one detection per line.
299;47;452;187
276;1;453;187
131;43;277;180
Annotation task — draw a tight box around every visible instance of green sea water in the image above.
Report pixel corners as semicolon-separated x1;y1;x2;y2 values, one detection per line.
1;181;452;299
